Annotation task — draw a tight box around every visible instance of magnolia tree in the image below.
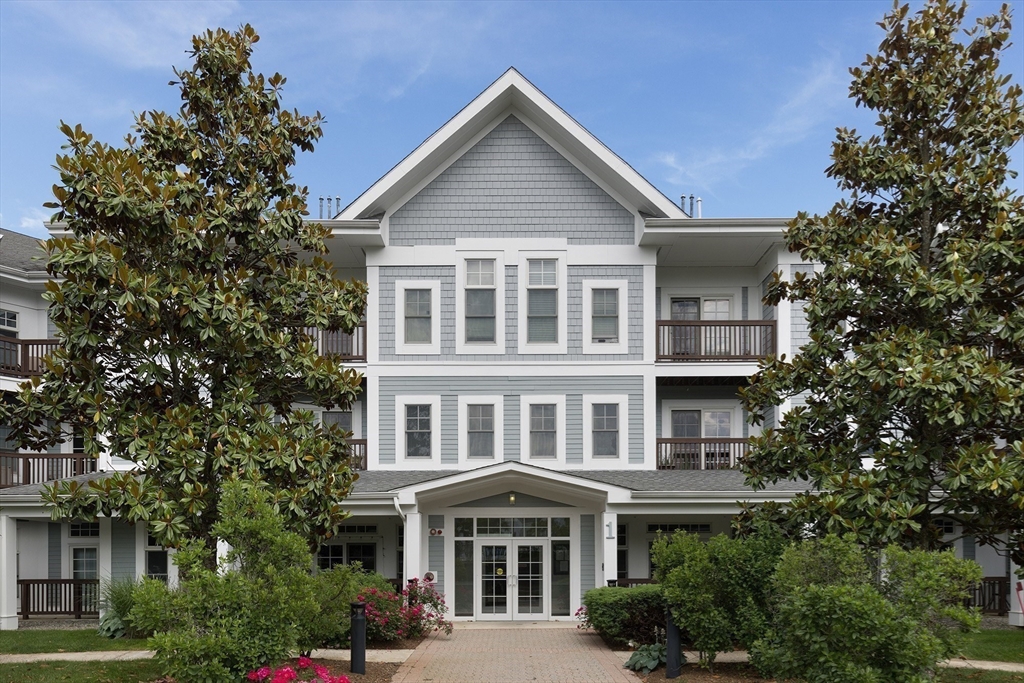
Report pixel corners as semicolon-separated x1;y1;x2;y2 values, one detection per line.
0;25;366;561
738;1;1024;565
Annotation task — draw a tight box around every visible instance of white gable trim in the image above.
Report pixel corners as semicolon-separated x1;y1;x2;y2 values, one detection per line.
339;68;685;222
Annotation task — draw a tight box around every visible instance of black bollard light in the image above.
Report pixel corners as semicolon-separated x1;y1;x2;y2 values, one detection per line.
665;605;682;679
350;601;366;675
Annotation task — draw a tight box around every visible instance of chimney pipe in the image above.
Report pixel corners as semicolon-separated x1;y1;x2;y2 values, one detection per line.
327;196;333;217
335;196;341;217
319;196;324;219
689;194;695;217
696;197;703;218
680;195;688;217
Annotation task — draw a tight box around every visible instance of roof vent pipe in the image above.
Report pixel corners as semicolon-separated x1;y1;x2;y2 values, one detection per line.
680;195;689;217
318;196;324;219
335;196;341;218
696;197;702;218
326;196;333;217
689;194;695;218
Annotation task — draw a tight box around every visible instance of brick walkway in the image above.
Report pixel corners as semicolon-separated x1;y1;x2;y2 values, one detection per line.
392;623;638;683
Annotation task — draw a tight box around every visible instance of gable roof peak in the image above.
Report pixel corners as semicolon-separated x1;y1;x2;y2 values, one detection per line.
338;69;685;221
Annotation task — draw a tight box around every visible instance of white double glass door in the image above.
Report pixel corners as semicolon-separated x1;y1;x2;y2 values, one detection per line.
479;541;547;620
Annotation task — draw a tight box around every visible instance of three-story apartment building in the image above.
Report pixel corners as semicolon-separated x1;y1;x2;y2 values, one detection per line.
1;69;1016;628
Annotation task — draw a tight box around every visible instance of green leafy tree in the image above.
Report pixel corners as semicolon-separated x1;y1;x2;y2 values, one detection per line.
737;0;1024;565
0;25;366;562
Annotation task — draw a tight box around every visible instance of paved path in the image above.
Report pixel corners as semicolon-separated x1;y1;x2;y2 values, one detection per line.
392;622;638;683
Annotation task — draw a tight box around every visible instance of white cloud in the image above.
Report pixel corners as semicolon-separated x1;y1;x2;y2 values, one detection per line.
18;207;53;232
22;1;240;70
654;59;847;193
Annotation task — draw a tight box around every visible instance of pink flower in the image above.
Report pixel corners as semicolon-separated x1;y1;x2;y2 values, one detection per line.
272;666;297;683
249;666;272;681
298;656;312;669
333;676;351;683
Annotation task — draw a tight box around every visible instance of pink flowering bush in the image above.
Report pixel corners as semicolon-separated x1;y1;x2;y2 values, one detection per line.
247;657;349;683
402;577;454;637
355;577;453;642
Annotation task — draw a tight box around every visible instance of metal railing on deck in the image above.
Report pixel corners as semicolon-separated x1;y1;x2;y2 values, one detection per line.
656;438;748;470
300;325;366;362
656;321;775;361
0;338;58;377
18;579;99;619
0;451;98;489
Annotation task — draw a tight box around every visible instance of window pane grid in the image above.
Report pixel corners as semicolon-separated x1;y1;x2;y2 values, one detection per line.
466;259;495;287
593;404;618;457
404;289;432;344
406;405;431;458
530;404;556;457
592;289;618;342
528;259;556;286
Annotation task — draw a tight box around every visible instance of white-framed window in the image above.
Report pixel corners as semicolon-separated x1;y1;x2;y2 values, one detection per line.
456;253;505;354
0;309;17;339
396;395;441;465
321;402;362;439
583;395;628;463
582;280;628;354
517;252;567;354
146;531;169;582
395;281;441;355
519;395;566;463
458;395;504;464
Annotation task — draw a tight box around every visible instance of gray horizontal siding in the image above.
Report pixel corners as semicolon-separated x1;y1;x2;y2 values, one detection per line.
380;376;643;465
111;521;136;581
389;115;634;246
48;523;61;579
580;514;595;593
378;264;644;362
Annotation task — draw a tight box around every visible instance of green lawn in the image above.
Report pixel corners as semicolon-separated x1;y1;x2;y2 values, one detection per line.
962;630;1024;664
939;670;1024;683
0;660;164;683
0;629;150;654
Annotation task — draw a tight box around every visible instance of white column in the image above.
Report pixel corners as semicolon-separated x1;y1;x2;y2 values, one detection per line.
0;515;18;629
1010;558;1023;628
404;512;422;583
602;511;618;587
98;517;112;613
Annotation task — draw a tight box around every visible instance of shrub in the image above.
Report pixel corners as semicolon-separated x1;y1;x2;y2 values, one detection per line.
357;585;405;642
129;482;319;683
98;576;143;639
752;583;940;683
652;525;785;669
752;534;983;683
581;584;665;647
403;577;453;637
623;643;673;675
297;565;361;653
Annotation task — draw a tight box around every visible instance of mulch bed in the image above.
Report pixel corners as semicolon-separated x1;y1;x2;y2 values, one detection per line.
368;636;426;650
640;663;773;682
323;661;402;683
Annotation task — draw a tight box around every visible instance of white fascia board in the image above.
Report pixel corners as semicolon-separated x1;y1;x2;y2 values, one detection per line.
641;219;789;246
0;268;50;284
369;362;652;374
339;68;685;221
392;460;629;502
367;242;655;268
629;490;806;502
319;219;384;248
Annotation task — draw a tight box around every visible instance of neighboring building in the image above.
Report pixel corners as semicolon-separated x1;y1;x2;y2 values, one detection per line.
0;69;1017;628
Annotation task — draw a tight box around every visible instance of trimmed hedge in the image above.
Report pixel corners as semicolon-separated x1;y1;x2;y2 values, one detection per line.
581;584;664;647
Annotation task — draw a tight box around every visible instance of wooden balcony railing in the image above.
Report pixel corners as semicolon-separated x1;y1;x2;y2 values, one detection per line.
656;321;775;361
18;579;99;619
969;576;1011;616
656;438;749;470
349;439;367;471
0;338;58;377
0;451;98;489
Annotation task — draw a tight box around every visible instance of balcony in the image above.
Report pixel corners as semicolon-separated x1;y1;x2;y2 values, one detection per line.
656;438;749;470
656;321;775;362
0;451;99;489
0;338;58;378
349;439;367;471
306;325;367;362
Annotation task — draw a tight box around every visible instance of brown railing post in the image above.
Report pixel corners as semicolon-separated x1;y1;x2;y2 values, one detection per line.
20;581;29;619
73;581;82;619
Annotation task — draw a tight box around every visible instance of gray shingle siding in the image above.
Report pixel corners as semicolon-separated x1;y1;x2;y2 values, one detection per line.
428;536;445;589
111;521;136;581
378;264;643;362
388;116;635;246
580;514;595;593
379;376;642;465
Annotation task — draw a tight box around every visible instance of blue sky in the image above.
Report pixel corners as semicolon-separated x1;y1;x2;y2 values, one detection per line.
1;0;1021;238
